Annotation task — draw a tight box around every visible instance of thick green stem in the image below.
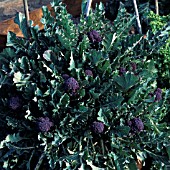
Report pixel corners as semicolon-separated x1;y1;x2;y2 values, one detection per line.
34;153;45;170
100;138;105;156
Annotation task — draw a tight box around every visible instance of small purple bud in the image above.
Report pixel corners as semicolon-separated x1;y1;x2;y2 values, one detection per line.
62;74;69;80
154;88;162;102
131;62;137;72
9;96;21;110
154;92;162;102
155;88;162;94
119;67;126;75
85;70;93;77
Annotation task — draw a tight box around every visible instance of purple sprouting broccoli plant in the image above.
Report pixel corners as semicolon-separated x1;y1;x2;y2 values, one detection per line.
37;117;53;132
131;62;137;72
119;67;126;75
64;77;79;94
62;74;70;80
87;30;102;43
91;121;104;134
128;117;144;134
9;96;21;110
154;88;162;102
85;70;93;77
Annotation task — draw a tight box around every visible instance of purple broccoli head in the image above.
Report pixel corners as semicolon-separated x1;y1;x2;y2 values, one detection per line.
85;70;93;77
155;88;162;94
37;117;53;132
119;67;126;75
64;77;79;94
87;30;102;43
128;117;144;133
154;88;162;102
91;121;104;134
131;62;137;72
9;96;21;110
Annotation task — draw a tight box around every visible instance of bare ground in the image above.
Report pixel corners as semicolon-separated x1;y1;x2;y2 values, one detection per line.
0;0;50;22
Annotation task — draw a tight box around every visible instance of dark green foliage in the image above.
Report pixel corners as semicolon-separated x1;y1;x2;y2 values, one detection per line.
0;0;170;169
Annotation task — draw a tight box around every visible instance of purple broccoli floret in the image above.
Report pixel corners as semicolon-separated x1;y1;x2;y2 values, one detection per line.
155;88;162;94
91;121;104;134
62;74;70;80
119;67;126;75
131;62;137;72
154;88;162;102
64;77;79;94
87;30;102;43
9;96;21;110
128;117;144;133
85;70;93;77
37;117;53;132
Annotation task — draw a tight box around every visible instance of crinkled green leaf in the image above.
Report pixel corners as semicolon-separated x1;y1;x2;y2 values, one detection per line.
14;12;29;39
114;73;138;92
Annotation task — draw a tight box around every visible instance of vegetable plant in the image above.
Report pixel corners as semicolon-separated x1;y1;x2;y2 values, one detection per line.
0;0;170;169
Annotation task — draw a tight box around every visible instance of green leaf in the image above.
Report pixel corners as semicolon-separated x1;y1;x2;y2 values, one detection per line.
20;56;30;71
14;12;29;39
39;72;47;83
0;133;24;149
166;146;170;160
79;89;86;97
115;126;130;136
97;108;109;125
103;94;124;109
81;0;88;15
88;50;102;65
86;160;105;170
128;160;138;170
41;6;55;26
102;33;117;51
97;59;111;73
0;48;16;64
89;88;100;99
7;32;27;53
114;73;138;92
59;93;70;107
68;51;75;71
109;152;122;170
43;50;52;61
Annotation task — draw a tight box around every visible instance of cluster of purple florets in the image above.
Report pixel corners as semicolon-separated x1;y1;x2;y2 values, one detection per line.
64;77;80;94
128;117;144;133
87;30;102;43
119;62;137;75
131;62;137;72
119;67;126;75
154;88;162;102
91;121;104;134
85;69;93;77
9;96;21;110
37;117;53;132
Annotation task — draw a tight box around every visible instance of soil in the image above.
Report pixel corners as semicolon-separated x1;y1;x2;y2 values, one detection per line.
0;0;50;22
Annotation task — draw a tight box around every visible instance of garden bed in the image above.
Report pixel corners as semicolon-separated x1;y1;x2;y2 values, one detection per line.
0;0;169;169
